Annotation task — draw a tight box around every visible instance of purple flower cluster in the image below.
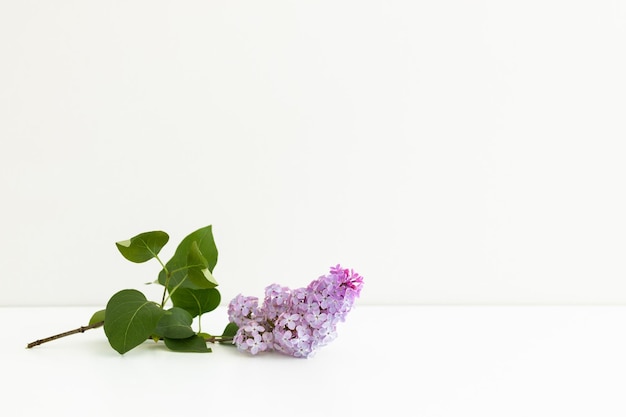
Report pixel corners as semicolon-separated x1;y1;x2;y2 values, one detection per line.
227;265;363;358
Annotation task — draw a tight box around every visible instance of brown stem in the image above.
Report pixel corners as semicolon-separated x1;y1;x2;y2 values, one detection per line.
26;321;104;349
205;335;234;344
26;321;234;349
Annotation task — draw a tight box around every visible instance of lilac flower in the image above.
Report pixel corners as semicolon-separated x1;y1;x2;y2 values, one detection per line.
295;323;311;341
292;339;314;358
259;284;290;321
233;320;272;355
312;321;336;346
305;305;328;328
274;327;294;346
279;313;301;330
227;264;363;358
227;294;259;327
245;334;264;355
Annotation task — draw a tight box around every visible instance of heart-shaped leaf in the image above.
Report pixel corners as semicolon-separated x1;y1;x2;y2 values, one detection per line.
158;225;218;290
116;231;169;263
170;288;221;318
154;307;195;339
164;335;211;352
104;289;165;354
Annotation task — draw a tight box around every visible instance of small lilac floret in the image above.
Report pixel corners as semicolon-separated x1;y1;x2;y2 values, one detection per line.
279;313;300;330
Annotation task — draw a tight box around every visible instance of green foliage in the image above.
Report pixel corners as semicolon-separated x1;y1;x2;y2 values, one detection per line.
222;322;239;338
100;225;222;354
170;288;221;318
220;322;239;346
115;231;169;263
164;335;211;352
89;309;105;325
104;289;165;354
158;225;218;291
154;307;195;339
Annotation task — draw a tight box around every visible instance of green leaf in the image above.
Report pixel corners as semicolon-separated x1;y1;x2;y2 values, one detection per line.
185;241;219;288
187;267;219;289
154;307;195;339
116;231;169;263
89;309;106;325
158;225;218;290
164;335;211;352
172;225;219;271
104;289;165;354
187;241;208;268
222;322;239;338
170;288;221;318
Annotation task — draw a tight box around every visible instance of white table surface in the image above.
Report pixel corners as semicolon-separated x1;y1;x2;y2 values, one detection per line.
3;305;626;416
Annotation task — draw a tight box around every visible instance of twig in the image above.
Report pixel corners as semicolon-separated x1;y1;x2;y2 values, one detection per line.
205;335;234;344
26;321;234;349
26;321;104;349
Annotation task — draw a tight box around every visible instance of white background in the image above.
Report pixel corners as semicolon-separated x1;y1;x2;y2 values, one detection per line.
1;0;625;307
7;305;626;416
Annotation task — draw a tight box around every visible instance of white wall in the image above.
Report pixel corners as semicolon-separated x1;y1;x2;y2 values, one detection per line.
1;0;625;306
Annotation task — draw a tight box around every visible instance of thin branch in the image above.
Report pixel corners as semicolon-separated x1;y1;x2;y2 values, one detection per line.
26;321;234;349
205;335;234;344
26;321;104;349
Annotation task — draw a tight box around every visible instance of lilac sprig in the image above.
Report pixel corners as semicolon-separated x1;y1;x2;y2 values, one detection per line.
227;264;364;358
